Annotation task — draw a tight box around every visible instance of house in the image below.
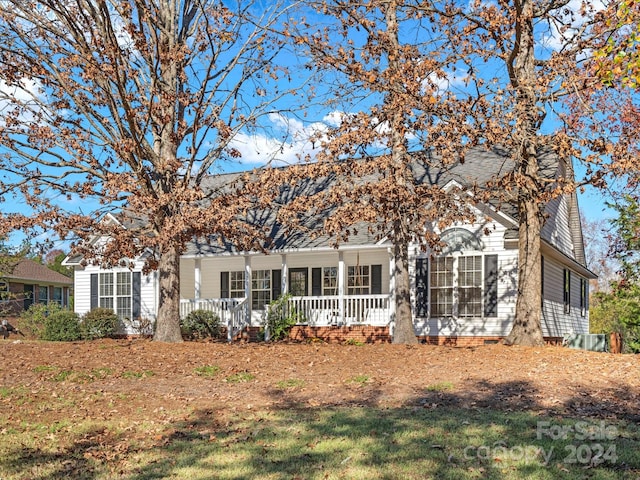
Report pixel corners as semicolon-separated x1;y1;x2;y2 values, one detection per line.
63;147;596;344
0;258;73;316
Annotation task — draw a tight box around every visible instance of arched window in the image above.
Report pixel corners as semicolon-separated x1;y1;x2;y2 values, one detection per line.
439;228;483;254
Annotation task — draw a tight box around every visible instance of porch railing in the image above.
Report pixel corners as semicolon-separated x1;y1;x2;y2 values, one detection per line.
179;294;392;337
179;297;249;342
287;294;391;326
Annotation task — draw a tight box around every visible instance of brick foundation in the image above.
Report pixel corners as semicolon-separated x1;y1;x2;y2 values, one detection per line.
289;325;392;344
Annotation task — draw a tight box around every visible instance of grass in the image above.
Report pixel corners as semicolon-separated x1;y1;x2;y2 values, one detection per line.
0;406;638;479
276;378;306;389
193;365;221;377
346;374;371;385
426;381;455;392
225;372;255;383
121;370;155;379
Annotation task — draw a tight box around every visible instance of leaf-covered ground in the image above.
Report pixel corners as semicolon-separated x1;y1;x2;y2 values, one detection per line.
1;339;638;423
1;339;640;479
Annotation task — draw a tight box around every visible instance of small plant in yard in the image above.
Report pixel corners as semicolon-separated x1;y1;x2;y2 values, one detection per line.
122;370;155;379
194;365;221;377
33;365;57;373
346;374;370;385
180;309;222;340
426;381;455;392
226;372;255;383
53;370;73;382
81;307;119;339
344;338;364;346
276;378;305;389
262;293;305;341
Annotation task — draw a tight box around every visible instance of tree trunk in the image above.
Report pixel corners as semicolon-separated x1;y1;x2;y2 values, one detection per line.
392;225;418;344
504;195;545;346
153;244;183;342
384;2;417;345
503;0;545;346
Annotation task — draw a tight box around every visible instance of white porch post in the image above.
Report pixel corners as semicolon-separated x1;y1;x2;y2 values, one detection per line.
281;254;288;295
388;247;396;333
244;255;252;324
338;251;345;323
194;258;201;301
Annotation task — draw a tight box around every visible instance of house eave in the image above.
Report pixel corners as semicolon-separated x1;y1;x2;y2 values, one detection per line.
181;242;392;259
541;240;597;279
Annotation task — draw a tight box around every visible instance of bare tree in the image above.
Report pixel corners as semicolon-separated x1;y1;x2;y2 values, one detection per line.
278;0;481;343
0;0;305;341
421;0;628;345
292;0;629;345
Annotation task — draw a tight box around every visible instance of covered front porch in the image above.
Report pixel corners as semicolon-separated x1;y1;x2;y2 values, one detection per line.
179;245;396;340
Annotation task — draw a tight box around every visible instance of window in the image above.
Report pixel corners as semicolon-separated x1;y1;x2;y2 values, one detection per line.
52;287;63;305
252;270;271;310
323;267;338;295
426;254;496;318
347;265;370;295
0;281;8;302
38;286;49;304
229;271;245;298
116;272;132;320
430;257;454;317
440;228;483;254
99;272;114;310
91;271;140;320
458;256;482;317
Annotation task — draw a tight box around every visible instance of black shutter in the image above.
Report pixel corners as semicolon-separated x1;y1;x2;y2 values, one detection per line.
90;273;98;309
415;258;429;317
371;264;382;294
541;256;545;307
220;272;229;298
312;268;322;296
484;255;498;317
132;272;141;319
563;269;571;313
272;269;282;300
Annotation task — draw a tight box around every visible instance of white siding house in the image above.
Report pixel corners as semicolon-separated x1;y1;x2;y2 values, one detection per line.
64;147;596;343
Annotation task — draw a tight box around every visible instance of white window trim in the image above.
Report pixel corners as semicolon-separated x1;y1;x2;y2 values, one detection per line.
429;253;486;319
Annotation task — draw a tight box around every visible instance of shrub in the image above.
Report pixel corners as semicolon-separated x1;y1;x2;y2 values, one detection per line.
590;285;640;353
181;309;222;340
20;303;65;339
42;310;81;342
262;294;305;341
81;308;119;340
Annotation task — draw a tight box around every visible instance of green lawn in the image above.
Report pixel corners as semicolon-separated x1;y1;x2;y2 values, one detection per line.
1;405;638;479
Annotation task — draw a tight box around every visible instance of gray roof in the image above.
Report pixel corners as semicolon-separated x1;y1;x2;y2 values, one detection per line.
185;146;561;256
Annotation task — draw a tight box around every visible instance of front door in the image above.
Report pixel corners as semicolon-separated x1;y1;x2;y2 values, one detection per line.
288;268;308;296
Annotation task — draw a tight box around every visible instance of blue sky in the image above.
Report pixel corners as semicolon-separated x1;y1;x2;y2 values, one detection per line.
0;0;625;253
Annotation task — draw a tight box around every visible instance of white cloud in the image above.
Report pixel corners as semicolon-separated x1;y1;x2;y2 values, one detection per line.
540;0;606;51
0;78;45;124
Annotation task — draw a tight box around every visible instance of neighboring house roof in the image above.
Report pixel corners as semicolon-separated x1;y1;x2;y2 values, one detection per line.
2;258;73;285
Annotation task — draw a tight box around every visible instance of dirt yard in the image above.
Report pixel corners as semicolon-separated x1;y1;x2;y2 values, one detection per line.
1;339;639;425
